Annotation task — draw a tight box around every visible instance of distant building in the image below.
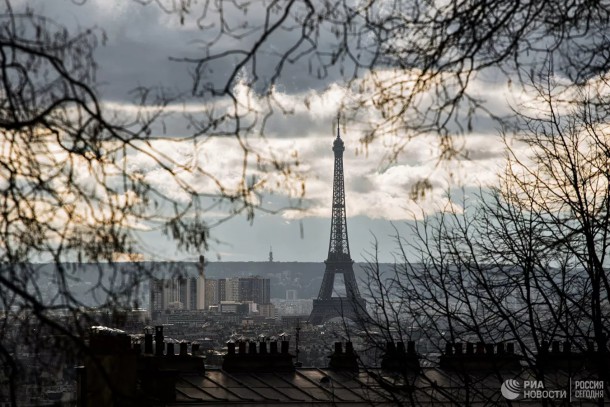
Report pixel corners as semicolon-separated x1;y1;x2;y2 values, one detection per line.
203;276;272;310
218;278;227;302
203;278;237;309
219;301;248;315
204;279;219;309
238;276;270;305
286;289;297;301
258;303;277;319
272;298;313;316
225;278;240;302
149;256;206;319
196;255;206;309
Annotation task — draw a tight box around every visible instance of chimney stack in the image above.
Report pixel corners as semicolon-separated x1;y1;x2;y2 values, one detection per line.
552;341;560;353
407;341;416;355
455;343;463;355
144;331;153;354
227;342;236;355
334;342;343;354
329;341;358;371
154;326;164;357
440;341;520;371
381;340;420;373
192;343;200;355
466;342;474;355
222;339;294;372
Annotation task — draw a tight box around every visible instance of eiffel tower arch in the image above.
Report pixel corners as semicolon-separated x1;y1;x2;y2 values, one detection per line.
308;117;368;325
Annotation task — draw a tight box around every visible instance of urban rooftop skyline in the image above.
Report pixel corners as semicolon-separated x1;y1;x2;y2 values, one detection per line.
4;0;610;405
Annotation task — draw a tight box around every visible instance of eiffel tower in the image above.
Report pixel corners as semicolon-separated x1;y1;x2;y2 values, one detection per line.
308;117;367;325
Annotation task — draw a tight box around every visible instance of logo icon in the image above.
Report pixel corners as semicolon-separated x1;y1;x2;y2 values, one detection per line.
501;379;522;400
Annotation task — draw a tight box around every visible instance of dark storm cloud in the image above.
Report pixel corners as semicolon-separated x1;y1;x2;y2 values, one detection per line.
25;0;197;100
26;0;348;102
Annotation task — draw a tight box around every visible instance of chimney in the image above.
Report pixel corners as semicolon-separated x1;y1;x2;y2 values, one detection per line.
381;340;420;373
407;341;416;355
466;342;474;355
439;340;520;371
485;343;494;355
82;327;137;406
334;342;343;354
155;326;164;356
144;332;153;354
198;255;205;275
180;342;188;357
455;343;463;355
537;339;590;371
386;342;396;354
396;342;406;355
222;338;294;372
329;341;358;371
227;342;236;355
552;341;560;353
84;327;205;407
346;342;354;354
192;343;200;355
445;343;453;355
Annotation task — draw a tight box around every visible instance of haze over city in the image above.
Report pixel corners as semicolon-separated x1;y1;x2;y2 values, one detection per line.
3;0;610;405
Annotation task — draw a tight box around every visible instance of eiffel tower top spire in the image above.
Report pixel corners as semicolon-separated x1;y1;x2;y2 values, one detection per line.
333;113;344;151
336;112;341;138
327;113;350;262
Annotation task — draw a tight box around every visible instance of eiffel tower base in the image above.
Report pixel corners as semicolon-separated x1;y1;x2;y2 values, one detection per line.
308;297;367;325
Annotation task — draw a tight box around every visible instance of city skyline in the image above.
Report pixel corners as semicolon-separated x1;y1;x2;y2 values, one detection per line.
3;1;610;405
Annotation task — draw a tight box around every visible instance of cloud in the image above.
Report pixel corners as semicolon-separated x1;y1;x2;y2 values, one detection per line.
14;0;545;261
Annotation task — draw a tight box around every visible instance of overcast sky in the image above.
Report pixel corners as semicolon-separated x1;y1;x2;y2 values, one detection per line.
23;0;525;262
